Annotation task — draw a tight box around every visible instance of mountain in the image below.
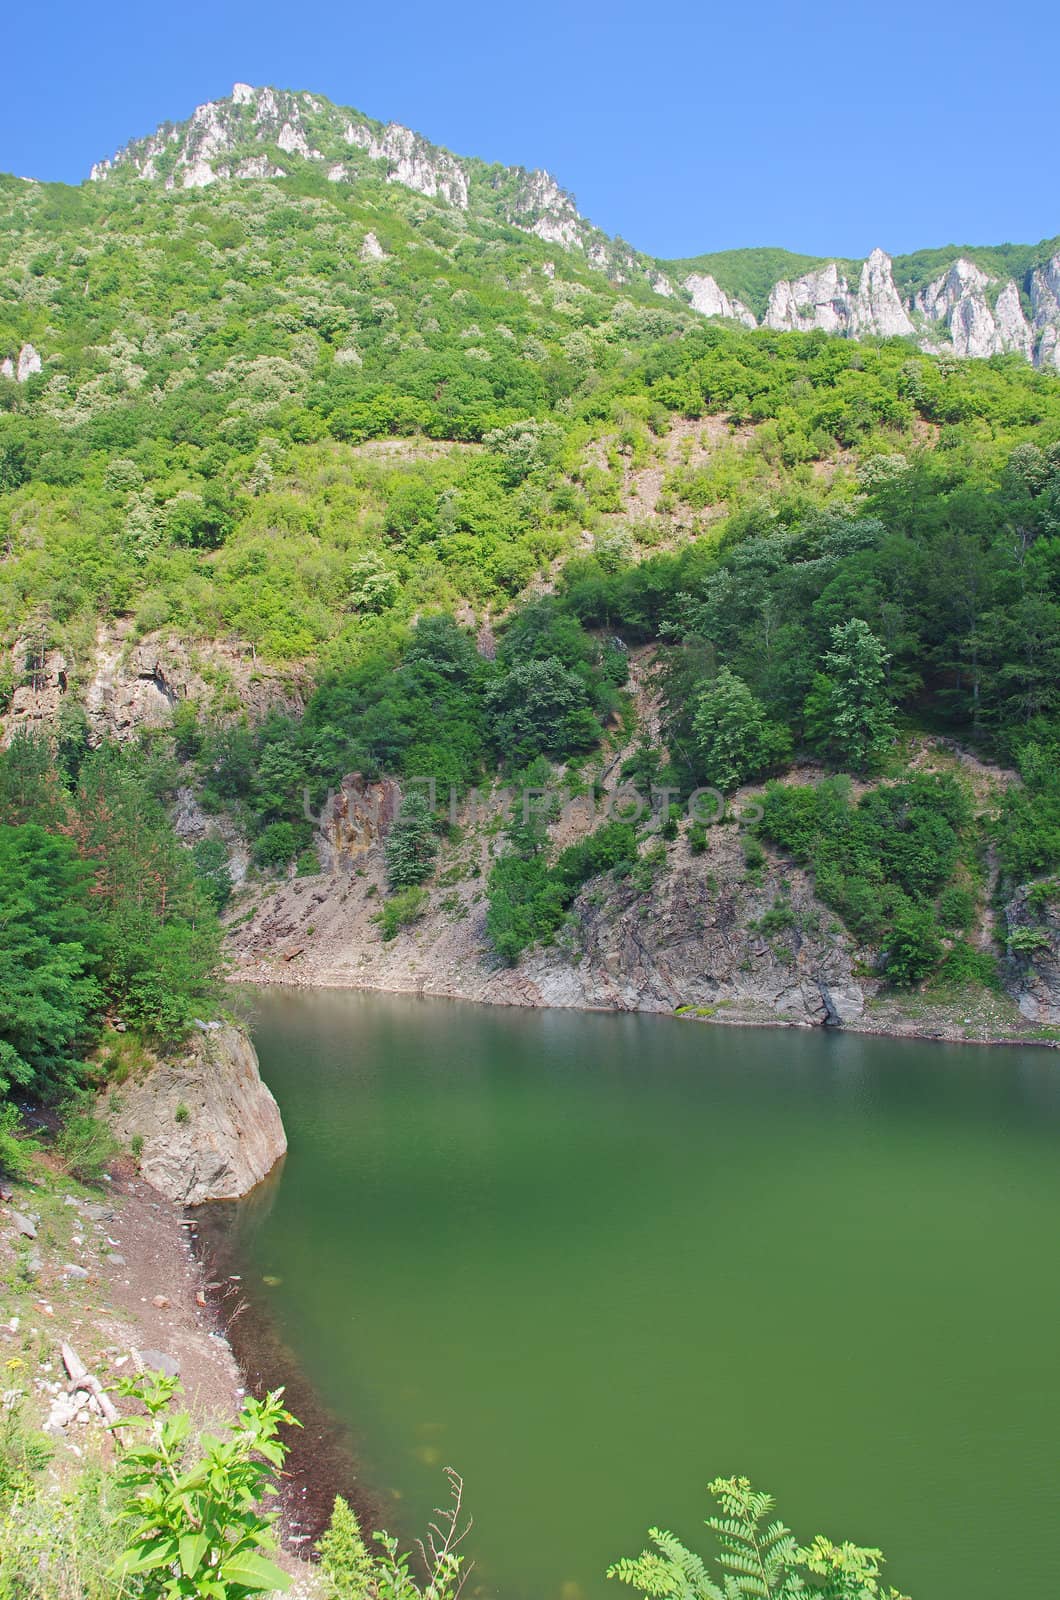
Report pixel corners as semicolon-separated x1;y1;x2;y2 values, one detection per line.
83;84;1060;369
2;82;1060;1040
87;83;660;291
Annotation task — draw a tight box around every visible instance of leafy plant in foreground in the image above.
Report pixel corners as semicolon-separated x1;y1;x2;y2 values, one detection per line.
318;1468;472;1600
608;1474;908;1599
110;1371;296;1598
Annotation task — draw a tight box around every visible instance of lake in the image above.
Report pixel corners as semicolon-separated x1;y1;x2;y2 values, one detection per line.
202;988;1060;1599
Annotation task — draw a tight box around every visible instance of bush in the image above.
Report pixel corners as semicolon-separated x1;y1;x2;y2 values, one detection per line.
0;1105;39;1182
935;941;998;988
253;821;297;870
54;1110;118;1185
937;884;976;933
881;903;942;987
376;887;429;941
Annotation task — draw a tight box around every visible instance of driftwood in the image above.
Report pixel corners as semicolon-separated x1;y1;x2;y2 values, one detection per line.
61;1341;120;1424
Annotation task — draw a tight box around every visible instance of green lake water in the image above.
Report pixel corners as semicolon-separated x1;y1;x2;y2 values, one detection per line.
210;988;1060;1600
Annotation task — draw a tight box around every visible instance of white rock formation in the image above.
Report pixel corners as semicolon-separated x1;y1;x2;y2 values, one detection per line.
1030;253;1060;368
851;247;915;336
346;121;469;208
360;231;385;261
913;258;1032;358
764;250;912;338
8;343;41;382
683;272;756;326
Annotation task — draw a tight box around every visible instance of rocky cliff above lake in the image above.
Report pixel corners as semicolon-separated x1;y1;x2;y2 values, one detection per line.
104;1022;287;1204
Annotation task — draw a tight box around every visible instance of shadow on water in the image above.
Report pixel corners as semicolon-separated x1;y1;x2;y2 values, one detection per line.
191;1161;391;1552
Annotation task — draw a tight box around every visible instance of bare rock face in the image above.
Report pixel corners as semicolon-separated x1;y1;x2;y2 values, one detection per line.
764;249;912;339
345;120;469;208
1029;253;1060;369
522;830;865;1025
913;259;1033;359
105;1024;286;1204
1;343;42;382
683;273;756;327
1003;884;1060;1023
2;624;305;748
317;772;401;869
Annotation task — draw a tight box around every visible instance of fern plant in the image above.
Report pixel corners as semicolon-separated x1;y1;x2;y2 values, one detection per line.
608;1476;908;1600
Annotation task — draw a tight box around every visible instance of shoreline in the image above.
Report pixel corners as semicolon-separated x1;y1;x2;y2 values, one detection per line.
227;963;1059;1052
188;1193;389;1555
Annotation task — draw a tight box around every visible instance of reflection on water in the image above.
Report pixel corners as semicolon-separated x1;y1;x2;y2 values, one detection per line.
211;987;1060;1600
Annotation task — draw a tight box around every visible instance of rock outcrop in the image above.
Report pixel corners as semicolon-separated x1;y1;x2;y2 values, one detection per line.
1003;884;1060;1023
2;624;306;748
764;250;914;338
1;342;42;382
683;273;756;326
105;1023;286;1204
913;258;1033;359
227;816;866;1031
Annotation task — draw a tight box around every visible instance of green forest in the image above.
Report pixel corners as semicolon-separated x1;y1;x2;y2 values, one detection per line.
3;153;1060;1059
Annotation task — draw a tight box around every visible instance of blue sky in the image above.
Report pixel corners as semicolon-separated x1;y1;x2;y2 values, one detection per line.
5;0;1057;260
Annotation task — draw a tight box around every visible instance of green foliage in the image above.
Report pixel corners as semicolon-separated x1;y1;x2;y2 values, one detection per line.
377;886;429;940
609;1474;907;1600
759;774;971;977
54;1107;118;1184
0;1400;51;1505
317;1469;471;1600
992;741;1060;883
0;1104;38;1180
486;819;639;962
385;792;438;889
805;621;895;773
192;837;233;912
881;904;943;987
111;1370;296;1599
0;737;223;1096
0;824;100;1099
317;1496;377;1599
691;668;791;791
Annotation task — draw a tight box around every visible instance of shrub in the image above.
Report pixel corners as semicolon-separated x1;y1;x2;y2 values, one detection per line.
54;1110;118;1185
937;884;976;933
253;821;297;870
377;887;429;941
881;904;942;987
111;1372;293;1599
0;1105;39;1182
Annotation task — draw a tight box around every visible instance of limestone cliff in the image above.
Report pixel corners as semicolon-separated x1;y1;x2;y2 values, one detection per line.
764;250;914;339
104;1022;286;1204
678;246;1060;370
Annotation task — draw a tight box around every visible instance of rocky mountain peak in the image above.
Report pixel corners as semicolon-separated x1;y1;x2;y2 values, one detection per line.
83;87;1060;369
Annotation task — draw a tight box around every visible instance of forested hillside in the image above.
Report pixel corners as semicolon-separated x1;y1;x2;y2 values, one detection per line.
2;89;1060;1039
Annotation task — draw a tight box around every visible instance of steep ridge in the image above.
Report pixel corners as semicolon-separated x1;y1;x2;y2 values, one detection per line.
80;84;1060;368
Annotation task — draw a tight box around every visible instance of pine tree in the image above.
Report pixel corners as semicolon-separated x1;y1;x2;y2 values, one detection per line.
384;792;438;890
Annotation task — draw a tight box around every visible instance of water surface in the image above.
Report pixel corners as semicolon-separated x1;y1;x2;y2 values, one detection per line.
210;989;1060;1599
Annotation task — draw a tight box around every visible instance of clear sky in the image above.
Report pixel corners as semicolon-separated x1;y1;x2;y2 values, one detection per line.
5;0;1058;261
